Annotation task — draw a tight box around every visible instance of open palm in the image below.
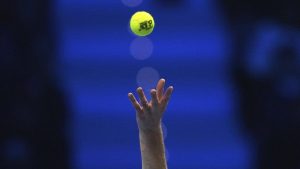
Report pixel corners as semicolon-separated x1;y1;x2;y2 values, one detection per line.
128;79;174;131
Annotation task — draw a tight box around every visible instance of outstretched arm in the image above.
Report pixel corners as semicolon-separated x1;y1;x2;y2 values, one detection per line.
128;79;173;169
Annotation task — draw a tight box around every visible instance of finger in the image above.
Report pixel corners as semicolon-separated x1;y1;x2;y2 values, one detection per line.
137;87;149;109
128;93;142;113
150;89;158;106
156;78;165;99
161;86;174;108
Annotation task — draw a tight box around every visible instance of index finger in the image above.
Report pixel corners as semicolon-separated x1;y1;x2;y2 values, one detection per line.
137;87;150;109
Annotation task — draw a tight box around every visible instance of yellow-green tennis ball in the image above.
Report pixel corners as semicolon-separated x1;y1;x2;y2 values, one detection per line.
130;11;155;36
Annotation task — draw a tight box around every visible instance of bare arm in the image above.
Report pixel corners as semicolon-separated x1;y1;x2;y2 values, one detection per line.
139;125;166;169
128;79;173;169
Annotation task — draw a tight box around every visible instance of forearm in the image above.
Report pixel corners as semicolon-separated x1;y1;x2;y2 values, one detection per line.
139;125;168;169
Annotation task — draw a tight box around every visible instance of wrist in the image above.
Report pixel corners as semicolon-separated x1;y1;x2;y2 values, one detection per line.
139;124;162;135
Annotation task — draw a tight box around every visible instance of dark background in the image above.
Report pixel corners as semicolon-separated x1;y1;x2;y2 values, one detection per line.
1;0;300;169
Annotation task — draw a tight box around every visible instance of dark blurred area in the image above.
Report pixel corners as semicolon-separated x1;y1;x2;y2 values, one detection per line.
153;0;184;8
0;0;70;169
221;0;300;168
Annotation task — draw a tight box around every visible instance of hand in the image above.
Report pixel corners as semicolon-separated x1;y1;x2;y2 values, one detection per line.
128;79;174;132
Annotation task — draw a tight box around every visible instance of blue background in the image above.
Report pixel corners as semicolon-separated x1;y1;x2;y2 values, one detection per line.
2;0;300;168
56;0;252;168
56;0;300;169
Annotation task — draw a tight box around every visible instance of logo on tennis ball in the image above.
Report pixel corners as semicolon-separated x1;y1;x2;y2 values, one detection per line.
130;11;155;36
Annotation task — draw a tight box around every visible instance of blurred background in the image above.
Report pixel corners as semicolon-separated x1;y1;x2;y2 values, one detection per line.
1;0;300;169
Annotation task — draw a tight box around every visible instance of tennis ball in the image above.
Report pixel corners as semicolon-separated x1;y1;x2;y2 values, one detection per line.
130;11;155;36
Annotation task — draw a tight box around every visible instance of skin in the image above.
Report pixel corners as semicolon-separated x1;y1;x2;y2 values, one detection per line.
128;79;173;169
